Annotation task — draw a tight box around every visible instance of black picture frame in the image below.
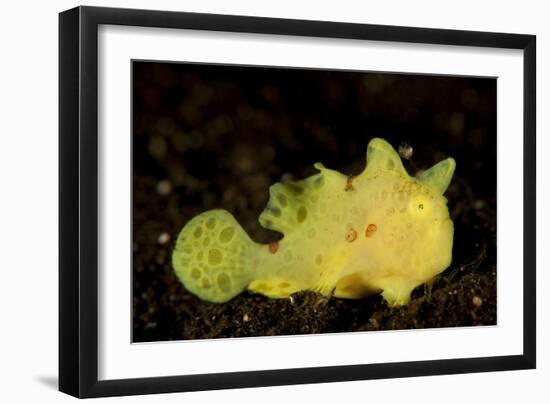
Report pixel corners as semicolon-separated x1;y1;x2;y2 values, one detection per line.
59;5;536;398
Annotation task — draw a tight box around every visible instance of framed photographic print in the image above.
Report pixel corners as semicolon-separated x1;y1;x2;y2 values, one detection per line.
59;5;536;398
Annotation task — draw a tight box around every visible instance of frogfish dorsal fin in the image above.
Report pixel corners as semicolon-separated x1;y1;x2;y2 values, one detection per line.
258;162;346;235
363;138;408;177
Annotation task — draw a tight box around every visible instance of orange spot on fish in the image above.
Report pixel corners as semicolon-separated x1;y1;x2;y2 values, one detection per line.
268;241;279;254
346;228;357;242
345;176;355;191
365;224;377;238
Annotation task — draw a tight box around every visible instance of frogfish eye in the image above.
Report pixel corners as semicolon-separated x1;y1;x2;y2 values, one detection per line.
409;195;431;218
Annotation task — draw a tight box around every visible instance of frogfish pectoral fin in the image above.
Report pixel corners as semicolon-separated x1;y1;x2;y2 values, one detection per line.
378;278;419;307
333;272;381;299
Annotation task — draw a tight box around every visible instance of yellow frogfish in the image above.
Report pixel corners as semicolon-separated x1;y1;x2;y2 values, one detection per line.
172;138;456;307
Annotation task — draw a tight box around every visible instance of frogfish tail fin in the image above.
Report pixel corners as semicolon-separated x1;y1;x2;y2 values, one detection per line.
172;209;257;303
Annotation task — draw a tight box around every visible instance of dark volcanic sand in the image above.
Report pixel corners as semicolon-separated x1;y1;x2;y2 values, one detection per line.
132;62;497;342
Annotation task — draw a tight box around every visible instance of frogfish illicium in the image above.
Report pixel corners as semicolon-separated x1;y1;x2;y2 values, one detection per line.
172;138;455;307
